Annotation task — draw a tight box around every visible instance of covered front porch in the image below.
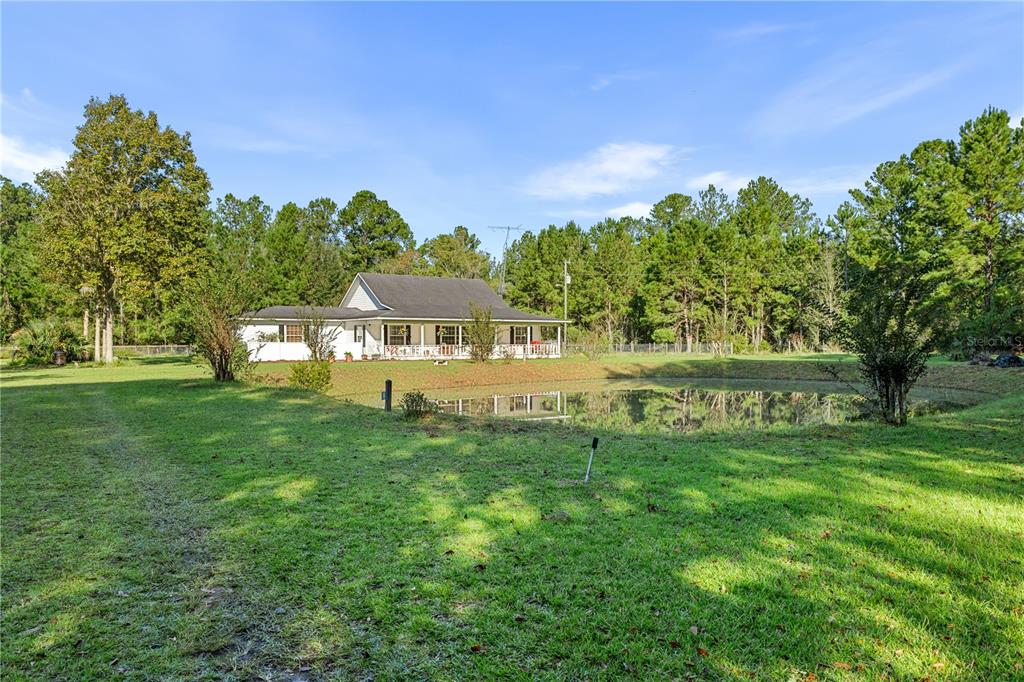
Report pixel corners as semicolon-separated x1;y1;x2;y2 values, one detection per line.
372;321;562;360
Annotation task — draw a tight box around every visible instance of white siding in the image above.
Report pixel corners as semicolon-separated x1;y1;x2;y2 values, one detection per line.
364;321;384;356
333;324;368;360
243;321;359;362
242;319;560;361
243;322;311;362
343;279;383;311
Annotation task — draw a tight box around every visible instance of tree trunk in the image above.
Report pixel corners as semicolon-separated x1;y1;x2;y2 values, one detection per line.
83;308;89;339
94;306;101;362
606;303;614;350
103;304;114;363
984;238;994;312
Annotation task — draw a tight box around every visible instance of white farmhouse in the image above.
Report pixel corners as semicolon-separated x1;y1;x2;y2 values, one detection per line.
241;273;564;361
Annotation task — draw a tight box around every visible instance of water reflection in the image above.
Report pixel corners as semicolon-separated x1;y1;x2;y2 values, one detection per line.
431;386;962;433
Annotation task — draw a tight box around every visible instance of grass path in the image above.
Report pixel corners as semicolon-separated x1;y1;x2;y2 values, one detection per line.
3;358;1023;680
2;370;238;678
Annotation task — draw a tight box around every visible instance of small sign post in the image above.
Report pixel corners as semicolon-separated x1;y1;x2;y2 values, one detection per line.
383;379;393;412
584;437;599;483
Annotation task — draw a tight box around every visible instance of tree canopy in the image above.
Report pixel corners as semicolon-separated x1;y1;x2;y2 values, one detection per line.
4;96;1018;371
35;95;211;359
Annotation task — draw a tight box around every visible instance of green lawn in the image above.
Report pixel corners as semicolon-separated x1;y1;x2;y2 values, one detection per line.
3;357;1023;680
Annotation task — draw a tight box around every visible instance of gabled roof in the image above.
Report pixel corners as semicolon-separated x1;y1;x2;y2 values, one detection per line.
243;273;563;323
354;273;557;322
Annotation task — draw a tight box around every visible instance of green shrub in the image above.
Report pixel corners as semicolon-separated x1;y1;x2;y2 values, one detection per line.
651;328;676;344
288;361;331;392
10;319;88;365
464;303;497;362
400;390;437;418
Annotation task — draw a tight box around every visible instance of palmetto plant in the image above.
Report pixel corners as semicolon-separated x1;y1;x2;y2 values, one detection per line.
10;319;88;364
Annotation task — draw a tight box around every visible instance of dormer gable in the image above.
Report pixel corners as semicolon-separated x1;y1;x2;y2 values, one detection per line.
339;274;390;311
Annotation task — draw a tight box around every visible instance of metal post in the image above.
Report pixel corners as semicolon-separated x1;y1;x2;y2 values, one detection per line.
383;379;393;412
584;437;599;483
563;260;569;345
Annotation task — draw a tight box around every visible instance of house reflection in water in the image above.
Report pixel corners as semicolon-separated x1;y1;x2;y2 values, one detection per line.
434;391;570;421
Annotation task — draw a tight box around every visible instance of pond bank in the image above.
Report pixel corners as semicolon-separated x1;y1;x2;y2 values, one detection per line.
252;353;1024;401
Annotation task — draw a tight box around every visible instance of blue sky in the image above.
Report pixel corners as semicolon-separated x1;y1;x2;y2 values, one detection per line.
2;2;1021;255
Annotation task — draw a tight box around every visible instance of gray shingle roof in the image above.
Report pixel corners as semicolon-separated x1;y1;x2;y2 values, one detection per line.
241;305;370;321
242;274;562;323
357;273;561;322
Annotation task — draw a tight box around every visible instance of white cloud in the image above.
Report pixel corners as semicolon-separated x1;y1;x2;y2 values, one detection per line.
752;54;968;138
524;142;678;200
606;201;653;219
0;133;68;183
1011;108;1023;129
685;170;749;194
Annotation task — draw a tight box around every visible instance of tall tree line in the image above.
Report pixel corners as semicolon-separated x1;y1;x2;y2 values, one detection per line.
208;193;494;312
503;180;841;352
4;96;1020;362
2;95;495;351
502;108;1022;354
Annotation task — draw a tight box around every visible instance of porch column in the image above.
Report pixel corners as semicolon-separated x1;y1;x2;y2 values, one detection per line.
420;324;425;353
556;325;561;357
458;325;463;348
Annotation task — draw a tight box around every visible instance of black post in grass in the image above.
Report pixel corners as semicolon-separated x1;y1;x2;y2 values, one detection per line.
584;437;599;483
383;379;393;412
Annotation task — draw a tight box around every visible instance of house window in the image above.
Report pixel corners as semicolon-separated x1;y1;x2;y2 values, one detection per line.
436;325;459;345
354;325;364;344
511;326;529;344
386;324;411;345
284;325;303;343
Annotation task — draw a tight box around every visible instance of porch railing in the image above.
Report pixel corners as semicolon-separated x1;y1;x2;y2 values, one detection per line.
383;342;559;360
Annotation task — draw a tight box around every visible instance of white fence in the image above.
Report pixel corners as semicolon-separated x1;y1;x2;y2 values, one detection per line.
114;344;192;356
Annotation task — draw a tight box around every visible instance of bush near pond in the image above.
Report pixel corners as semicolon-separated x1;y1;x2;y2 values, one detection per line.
288;360;331;392
399;390;437;418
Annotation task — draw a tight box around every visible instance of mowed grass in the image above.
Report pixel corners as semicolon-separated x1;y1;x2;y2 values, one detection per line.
3;358;1023;680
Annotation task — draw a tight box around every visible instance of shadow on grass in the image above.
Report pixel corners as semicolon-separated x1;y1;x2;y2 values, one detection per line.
3;376;1022;679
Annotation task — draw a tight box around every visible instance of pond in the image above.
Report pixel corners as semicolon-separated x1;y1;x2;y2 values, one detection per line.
367;378;986;434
